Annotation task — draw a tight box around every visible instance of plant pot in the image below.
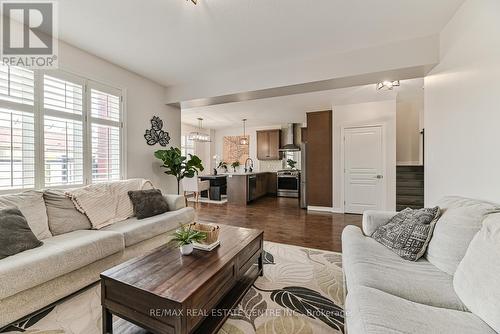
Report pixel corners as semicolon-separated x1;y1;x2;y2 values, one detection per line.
180;243;194;255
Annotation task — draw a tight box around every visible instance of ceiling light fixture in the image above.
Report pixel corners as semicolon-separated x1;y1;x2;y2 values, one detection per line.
377;80;400;91
239;119;249;145
188;118;211;142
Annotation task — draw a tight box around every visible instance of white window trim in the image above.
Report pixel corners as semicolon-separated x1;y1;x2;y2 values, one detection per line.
0;67;126;193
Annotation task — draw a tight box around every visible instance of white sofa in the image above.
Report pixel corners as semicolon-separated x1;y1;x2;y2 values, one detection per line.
0;186;194;327
343;196;500;334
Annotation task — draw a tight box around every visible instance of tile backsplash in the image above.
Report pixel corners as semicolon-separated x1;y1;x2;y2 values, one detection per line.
258;160;283;172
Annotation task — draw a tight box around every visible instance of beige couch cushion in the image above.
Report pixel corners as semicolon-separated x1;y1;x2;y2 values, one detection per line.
43;189;92;236
0;230;124;299
425;196;500;275
103;207;195;247
0;190;52;240
342;225;466;311
454;213;500;333
345;286;496;334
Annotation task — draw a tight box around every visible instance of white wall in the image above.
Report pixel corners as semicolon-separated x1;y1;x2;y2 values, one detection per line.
396;80;424;165
332;100;397;211
424;0;500;205
213;125;283;173
57;41;181;193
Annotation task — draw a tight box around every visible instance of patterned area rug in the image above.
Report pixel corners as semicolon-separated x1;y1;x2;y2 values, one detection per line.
2;242;344;334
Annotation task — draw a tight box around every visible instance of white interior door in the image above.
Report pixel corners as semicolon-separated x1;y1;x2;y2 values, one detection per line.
344;126;384;214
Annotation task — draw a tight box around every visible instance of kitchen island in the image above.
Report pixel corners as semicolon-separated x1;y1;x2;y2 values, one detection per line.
226;172;277;205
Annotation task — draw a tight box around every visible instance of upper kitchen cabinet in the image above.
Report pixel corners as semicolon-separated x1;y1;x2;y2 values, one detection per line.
257;129;281;160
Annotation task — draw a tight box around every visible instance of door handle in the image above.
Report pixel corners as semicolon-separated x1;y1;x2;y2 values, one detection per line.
375;175;383;179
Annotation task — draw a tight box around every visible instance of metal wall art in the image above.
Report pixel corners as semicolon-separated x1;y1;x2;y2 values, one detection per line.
144;116;170;146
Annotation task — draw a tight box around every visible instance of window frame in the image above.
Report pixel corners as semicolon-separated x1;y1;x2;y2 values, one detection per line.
0;66;126;193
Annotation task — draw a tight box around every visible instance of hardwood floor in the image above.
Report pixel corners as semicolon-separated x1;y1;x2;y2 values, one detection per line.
189;196;362;253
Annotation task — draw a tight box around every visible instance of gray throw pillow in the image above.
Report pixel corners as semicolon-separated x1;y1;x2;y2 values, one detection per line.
43;190;92;236
0;207;43;260
128;189;169;219
372;207;441;261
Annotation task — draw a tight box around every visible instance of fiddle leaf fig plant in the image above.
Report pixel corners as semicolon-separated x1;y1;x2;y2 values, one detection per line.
154;147;204;194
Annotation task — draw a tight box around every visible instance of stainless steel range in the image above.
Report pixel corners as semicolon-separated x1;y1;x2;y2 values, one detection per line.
277;170;300;198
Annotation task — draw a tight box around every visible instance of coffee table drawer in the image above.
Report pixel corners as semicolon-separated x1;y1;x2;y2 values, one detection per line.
188;262;236;331
237;236;262;272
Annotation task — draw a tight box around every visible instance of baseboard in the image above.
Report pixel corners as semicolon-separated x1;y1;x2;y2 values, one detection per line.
307;206;344;214
396;161;422;166
331;207;344;213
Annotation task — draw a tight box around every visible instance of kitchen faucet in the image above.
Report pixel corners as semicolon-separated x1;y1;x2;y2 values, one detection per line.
244;158;254;173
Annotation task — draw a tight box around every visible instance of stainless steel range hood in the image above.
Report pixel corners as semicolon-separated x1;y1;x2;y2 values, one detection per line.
279;123;301;152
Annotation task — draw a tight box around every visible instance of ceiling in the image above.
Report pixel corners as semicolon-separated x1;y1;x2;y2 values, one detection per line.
182;78;424;130
58;0;464;87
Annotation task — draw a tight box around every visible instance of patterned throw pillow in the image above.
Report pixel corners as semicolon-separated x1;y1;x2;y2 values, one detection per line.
372;207;441;261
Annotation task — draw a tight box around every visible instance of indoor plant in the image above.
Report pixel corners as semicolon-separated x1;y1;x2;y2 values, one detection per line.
217;161;228;173
231;161;240;172
172;224;206;255
154;147;204;195
287;159;297;169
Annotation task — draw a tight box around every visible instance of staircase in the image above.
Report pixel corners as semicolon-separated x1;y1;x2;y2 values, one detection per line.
396;165;424;211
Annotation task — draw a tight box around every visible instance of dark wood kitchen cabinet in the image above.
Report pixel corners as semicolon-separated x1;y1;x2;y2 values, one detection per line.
257;129;281;160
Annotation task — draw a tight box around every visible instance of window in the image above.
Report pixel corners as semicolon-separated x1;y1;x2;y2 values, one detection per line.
43;74;84;187
0;66;35;190
181;135;194;156
0;65;124;192
90;86;122;182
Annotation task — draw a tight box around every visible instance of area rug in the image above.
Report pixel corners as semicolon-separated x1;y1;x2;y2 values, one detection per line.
2;242;344;334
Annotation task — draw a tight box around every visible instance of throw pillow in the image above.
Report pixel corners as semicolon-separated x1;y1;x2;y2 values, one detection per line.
43;190;92;236
0;207;43;260
128;189;169;219
0;191;52;240
372;207;441;261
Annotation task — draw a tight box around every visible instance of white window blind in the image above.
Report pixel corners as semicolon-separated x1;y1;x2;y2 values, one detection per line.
0;108;35;190
90;88;120;122
0;66;124;192
0;65;35;191
0;66;35;107
43;74;85;187
90;87;122;182
44;116;84;186
44;75;83;115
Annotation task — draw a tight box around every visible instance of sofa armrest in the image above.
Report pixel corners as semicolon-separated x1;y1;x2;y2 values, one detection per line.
164;195;186;211
362;210;397;236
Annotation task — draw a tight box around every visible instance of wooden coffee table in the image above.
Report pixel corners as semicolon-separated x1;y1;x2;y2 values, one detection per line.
101;224;264;334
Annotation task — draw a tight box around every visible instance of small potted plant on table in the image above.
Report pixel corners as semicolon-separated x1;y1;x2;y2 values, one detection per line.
172;224;207;255
217;161;228;173
231;161;240;173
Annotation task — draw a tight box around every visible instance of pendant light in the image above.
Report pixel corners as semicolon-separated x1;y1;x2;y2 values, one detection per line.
239;119;249;145
188;118;211;142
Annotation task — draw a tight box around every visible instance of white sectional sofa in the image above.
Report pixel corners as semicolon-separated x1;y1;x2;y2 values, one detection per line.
0;186;194;328
343;196;500;334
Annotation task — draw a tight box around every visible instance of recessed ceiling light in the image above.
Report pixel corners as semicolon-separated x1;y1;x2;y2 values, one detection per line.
377;80;400;91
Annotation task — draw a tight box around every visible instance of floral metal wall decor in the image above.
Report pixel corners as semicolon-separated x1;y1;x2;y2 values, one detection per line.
144;116;170;146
